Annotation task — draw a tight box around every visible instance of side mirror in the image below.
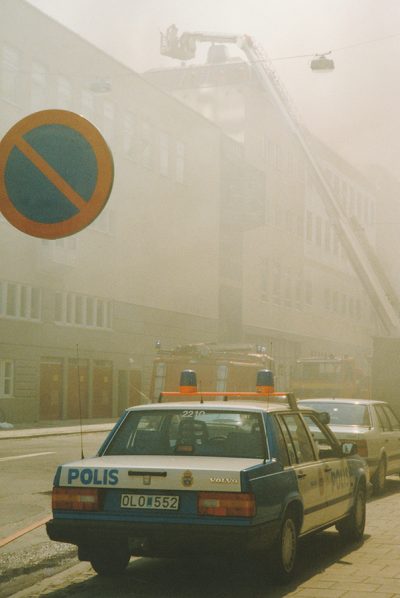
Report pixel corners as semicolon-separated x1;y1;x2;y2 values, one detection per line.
317;411;330;425
342;442;358;456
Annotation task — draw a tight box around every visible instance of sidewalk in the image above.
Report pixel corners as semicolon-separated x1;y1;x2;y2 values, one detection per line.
0;419;115;439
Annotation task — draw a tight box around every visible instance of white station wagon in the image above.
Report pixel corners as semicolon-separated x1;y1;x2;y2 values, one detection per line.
299;398;400;494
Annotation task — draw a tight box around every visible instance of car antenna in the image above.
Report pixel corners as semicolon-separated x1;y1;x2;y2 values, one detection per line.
76;344;85;459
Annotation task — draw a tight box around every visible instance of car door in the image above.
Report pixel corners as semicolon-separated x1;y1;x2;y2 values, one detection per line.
374;404;400;475
278;413;326;533
302;413;353;523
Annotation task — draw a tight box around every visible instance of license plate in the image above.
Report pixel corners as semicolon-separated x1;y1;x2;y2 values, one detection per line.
120;494;179;510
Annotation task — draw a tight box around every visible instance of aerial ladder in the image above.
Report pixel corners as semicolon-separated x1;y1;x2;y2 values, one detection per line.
160;25;400;337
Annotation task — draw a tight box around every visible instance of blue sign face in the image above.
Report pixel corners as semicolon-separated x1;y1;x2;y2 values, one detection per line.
0;110;114;239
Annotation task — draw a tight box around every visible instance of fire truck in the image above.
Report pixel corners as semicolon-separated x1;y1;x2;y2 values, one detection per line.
149;343;273;403
159;26;400;412
291;356;369;399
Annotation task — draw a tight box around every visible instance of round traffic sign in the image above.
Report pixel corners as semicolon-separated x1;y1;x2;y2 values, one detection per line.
0;109;114;239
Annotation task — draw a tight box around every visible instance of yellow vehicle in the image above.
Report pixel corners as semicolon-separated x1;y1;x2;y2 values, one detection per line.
291;356;369;399
149;343;274;403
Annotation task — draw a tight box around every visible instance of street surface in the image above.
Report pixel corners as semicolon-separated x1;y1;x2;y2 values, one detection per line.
1;430;400;597
0;429;110;598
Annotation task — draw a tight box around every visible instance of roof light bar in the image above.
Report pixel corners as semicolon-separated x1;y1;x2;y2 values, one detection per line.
159;369;299;409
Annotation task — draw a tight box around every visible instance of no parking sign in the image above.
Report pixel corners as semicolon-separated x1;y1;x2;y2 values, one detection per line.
0;110;114;239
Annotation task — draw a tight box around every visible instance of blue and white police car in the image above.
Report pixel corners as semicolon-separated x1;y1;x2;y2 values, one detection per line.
46;370;367;582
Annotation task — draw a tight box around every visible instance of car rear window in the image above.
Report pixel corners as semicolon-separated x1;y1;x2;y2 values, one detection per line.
302;402;371;426
103;409;267;459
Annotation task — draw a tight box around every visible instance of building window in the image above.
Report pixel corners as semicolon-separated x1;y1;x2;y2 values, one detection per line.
123;112;137;160
1;44;19;104
324;222;331;252
324;288;331;311
81;89;95;121
102;100;114;144
272;261;281;305
355;298;361;319
348;187;355;216
275;145;282;171
6;283;17;317
341;294;347;315
260;258;269;301
357;193;363;221
315;216;322;246
176;140;185;183
56;75;72;109
41;237;77;266
159;131;169;177
31;61;47;111
89;206;114;234
349;297;354;317
295;278;302;310
141;121;153;169
285;210;292;233
55;292;112;329
284;272;292;307
306;211;313;242
0;360;13;397
332;291;338;313
332;230;339;256
305;280;313;306
0;281;41;320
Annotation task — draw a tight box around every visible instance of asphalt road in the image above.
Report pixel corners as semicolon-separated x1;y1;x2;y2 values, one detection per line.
0;430;110;598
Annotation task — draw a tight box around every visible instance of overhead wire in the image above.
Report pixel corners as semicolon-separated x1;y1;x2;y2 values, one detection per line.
270;31;400;62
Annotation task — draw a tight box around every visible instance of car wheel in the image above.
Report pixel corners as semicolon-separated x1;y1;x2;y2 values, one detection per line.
336;484;366;542
372;457;386;495
271;509;298;583
89;546;131;577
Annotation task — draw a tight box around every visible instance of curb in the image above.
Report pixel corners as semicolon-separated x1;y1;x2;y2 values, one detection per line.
11;561;94;598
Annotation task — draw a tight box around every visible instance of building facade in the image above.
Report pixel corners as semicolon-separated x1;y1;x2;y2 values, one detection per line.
0;0;226;422
0;2;391;422
146;53;382;387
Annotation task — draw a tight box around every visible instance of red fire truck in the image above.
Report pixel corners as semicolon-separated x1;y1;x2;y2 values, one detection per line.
149;343;274;403
291;356;370;399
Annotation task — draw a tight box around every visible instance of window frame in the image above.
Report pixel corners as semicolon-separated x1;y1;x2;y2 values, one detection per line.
0;359;14;398
277;412;317;464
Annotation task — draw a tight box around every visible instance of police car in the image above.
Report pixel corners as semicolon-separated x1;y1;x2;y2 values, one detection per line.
46;370;367;582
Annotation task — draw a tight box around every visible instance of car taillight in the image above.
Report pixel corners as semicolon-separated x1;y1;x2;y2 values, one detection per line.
198;492;256;517
52;487;102;512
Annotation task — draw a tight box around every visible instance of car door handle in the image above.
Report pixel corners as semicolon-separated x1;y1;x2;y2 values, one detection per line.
297;472;307;479
324;465;332;472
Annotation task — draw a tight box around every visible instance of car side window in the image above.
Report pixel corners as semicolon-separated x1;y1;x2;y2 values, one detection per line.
279;413;316;464
302;414;338;459
270;415;290;466
382;405;400;431
375;405;391;431
276;416;297;464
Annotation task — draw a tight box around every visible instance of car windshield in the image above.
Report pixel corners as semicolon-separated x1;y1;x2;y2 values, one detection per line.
103;409;267;459
302;402;371;427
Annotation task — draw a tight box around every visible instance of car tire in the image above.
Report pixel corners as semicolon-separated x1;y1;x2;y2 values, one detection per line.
336;484;366;542
89;546;131;577
271;509;298;583
372;457;386;495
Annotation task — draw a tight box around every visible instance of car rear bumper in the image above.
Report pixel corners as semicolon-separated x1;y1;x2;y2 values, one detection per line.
46;517;280;557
